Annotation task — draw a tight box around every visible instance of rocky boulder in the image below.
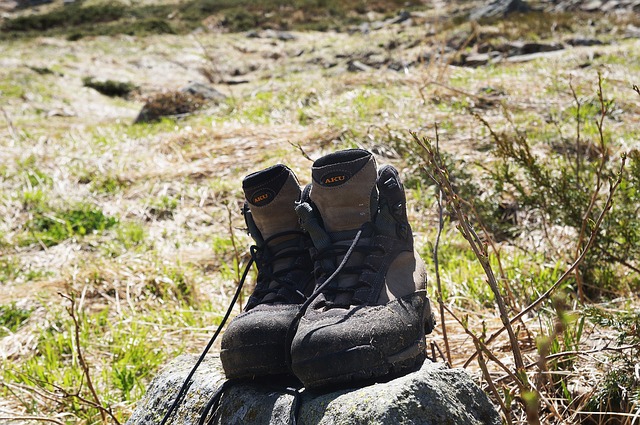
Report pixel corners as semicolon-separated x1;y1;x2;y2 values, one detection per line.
126;355;501;425
469;0;531;20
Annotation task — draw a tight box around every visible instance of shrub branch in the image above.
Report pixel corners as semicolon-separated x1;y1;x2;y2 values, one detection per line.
463;155;626;368
413;132;527;374
59;292;119;425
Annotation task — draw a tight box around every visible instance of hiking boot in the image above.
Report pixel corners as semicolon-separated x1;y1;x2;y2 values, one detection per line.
220;164;315;379
290;149;435;389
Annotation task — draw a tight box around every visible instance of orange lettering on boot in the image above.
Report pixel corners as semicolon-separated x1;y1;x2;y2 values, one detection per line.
254;193;269;203
325;175;345;184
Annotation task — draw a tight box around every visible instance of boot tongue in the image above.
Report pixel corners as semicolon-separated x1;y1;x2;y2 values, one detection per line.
243;164;301;240
310;149;378;234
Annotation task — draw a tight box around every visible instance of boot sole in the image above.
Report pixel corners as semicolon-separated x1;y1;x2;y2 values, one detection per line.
221;342;289;379
292;336;426;390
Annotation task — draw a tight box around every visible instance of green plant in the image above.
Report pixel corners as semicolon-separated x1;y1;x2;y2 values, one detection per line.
475;76;640;299
86;173;130;194
414;124;624;424
116;222;146;249
0;303;31;337
0;257;21;283
223;8;260;32
23;204;118;247
144;265;197;304
147;195;179;220
390;131;515;241
21;189;47;209
582;308;640;421
18;155;51;187
1;3;126;32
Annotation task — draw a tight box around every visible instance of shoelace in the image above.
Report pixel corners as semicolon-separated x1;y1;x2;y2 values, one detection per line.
198;379;304;425
199;227;364;425
313;241;384;309
159;230;307;424
284;227;364;369
160;226;364;424
248;230;310;306
158;256;252;425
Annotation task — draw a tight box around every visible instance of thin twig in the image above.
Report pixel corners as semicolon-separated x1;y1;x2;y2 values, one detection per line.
15;372;119;422
442;304;523;387
633;84;640;96
569;76;582;187
0;416;65;425
0;382;60;405
574;72;610;302
59;293;111;425
432;125;452;366
414;133;528;378
1;106;18;142
463;156;627;368
475;342;513;425
289;141;314;162
225;203;244;310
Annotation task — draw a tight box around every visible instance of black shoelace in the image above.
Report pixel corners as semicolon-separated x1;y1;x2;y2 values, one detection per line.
284;227;364;370
313;242;384;309
158;229;308;425
161;226;364;424
247;230;310;306
201;227;365;424
198;379;304;425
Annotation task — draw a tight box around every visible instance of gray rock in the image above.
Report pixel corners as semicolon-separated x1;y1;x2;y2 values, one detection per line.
470;0;531;20
126;355;501;425
347;60;374;72
387;10;412;25
601;0;621;11
464;53;493;67
505;49;566;63
581;0;604;10
627;24;640;38
245;30;296;41
519;42;564;55
566;37;605;46
501;41;564;56
180;82;227;102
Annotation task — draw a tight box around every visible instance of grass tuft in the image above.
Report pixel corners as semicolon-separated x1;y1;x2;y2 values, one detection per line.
22;204;118;248
0;303;32;337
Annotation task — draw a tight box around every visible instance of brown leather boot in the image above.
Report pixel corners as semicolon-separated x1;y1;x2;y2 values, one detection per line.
291;149;435;389
220;164;315;379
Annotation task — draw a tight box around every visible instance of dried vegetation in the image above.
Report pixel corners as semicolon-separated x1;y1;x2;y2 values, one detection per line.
1;0;639;424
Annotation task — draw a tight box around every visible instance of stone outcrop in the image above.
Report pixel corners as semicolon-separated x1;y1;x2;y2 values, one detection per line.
126;355;501;425
469;0;531;21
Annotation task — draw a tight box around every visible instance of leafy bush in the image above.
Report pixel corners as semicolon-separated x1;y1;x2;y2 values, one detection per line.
223;9;260;32
2;0;423;38
583;308;640;421
476;78;640;298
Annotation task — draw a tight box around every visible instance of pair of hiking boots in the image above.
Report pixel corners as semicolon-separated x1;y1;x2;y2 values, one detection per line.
220;148;435;389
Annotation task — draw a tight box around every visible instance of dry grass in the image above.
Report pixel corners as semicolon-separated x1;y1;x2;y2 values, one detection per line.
1;3;640;424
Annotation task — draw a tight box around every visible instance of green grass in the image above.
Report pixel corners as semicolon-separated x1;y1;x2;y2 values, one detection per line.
0;0;424;39
1;301;219;422
0;303;32;337
21;204;118;248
